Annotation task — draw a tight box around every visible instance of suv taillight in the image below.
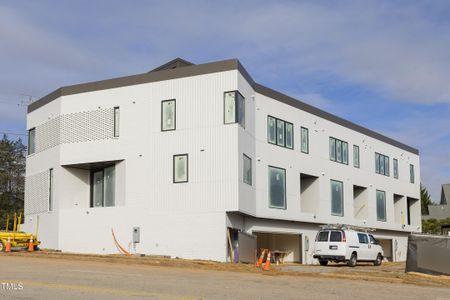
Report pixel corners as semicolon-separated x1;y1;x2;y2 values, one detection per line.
342;231;346;242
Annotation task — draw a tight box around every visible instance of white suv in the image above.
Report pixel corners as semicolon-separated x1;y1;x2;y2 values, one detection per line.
313;229;383;267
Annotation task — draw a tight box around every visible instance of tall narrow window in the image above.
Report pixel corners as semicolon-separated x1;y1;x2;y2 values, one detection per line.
276;119;285;146
91;165;115;207
28;128;36;155
336;140;342;163
285;122;293;149
353;145;360;168
113;107;120;137
237;92;245;128
268;166;286;209
267;116;276;144
243;154;252;185
301;127;309;154
393;158;399;179
161;100;176;131
331;180;344;216
384;156;390;176
410;164;415;183
376;190;386;221
375;153;380;174
173;154;188;183
224;91;245;128
224;92;236;124
329;137;336;161
49;168;54;211
342;142;348;165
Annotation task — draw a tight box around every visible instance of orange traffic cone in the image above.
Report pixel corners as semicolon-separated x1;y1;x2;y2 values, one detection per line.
256;249;266;267
263;251;271;271
5;235;11;253
28;236;34;252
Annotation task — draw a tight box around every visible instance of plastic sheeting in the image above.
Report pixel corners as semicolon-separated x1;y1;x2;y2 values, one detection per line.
406;234;450;275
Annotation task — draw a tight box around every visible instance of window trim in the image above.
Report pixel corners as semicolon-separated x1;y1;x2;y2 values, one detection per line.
223;91;245;128
48;168;54;212
243;154;252;185
353;145;360;168
28;127;36;155
330;179;344;217
90;164;115;208
375;152;390;176
409;164;415;184
268;165;287;210
329;137;348;165
393;158;399;179
113;107;120;137
376;190;387;222
267;115;294;150
161;99;176;132
301;127;309;154
173;154;189;183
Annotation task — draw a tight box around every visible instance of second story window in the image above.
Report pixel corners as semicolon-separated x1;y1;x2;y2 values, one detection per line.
243;154;252;185
267;116;293;149
331;180;344;216
375;153;389;176
376;190;386;222
353;145;360;168
393;158;399;179
224;91;245;128
268;166;286;209
114;107;120;137
28;127;36;155
91;166;115;208
410;164;415;183
329;137;348;164
49;168;54;211
301;127;309;154
161;100;176;131
173;154;188;183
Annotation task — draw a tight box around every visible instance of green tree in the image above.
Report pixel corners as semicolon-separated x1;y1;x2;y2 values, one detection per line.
420;184;432;215
422;217;450;234
0;134;26;230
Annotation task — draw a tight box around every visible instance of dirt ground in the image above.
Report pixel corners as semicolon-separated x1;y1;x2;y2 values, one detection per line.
5;251;450;288
1;252;450;300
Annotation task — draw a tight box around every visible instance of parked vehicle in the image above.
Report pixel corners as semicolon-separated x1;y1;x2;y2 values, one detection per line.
313;227;383;267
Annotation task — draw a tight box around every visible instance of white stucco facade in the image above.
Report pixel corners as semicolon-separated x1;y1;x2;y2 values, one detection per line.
23;58;420;264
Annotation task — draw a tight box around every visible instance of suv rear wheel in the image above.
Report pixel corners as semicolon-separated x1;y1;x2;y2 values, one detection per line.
373;254;382;266
319;259;328;266
348;253;357;267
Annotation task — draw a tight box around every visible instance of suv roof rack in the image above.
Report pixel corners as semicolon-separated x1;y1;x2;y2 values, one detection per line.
319;224;376;232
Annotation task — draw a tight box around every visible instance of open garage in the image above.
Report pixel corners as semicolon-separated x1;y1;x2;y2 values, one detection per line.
254;232;302;263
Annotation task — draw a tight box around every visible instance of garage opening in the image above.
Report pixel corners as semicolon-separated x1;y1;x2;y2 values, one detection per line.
254;232;302;263
377;238;393;262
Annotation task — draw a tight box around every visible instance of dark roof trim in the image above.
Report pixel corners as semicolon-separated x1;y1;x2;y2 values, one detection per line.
148;57;194;73
28;58;419;154
28;59;240;113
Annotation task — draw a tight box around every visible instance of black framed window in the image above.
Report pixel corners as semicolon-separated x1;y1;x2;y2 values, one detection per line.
267;115;293;149
410;164;415;183
161;100;176;131
224;91;244;128
376;190;386;221
375;152;389;176
353;145;360;168
113;107;120;137
393;158;399;179
28;128;36;155
173;154;188;183
90;166;115;208
268;166;286;209
49;168;54;211
243;154;252;185
301;127;309;154
329;137;348;164
331;180;344;216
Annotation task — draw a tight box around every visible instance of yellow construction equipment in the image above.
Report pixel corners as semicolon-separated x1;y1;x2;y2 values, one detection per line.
0;212;40;252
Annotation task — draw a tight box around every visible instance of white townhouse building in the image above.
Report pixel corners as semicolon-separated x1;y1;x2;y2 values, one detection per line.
23;58;421;264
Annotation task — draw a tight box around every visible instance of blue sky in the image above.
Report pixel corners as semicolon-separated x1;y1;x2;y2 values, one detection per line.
1;0;449;201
